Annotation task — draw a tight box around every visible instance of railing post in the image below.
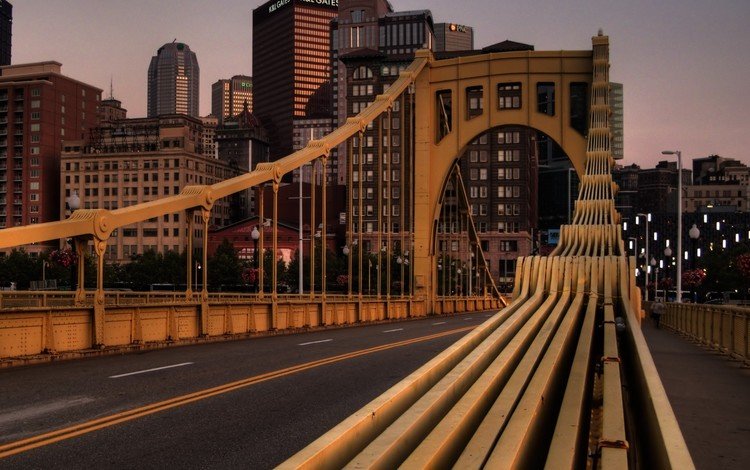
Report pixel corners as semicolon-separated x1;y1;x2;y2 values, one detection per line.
259;185;265;299
73;236;86;305
92;238;107;348
185;209;194;300
200;207;211;336
321;156;327;302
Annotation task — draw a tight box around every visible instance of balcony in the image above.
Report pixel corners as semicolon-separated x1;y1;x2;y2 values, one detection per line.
13;199;21;205
0;106;8;112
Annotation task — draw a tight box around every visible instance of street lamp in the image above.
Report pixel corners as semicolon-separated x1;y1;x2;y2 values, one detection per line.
664;246;672;299
650;256;657;301
689;223;700;270
636;212;651;301
67;191;81;292
195;262;201;292
662;150;683;302
251;225;260;293
67;190;81;213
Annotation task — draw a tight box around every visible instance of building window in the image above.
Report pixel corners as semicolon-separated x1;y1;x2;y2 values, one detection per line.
31;112;40;120
498;83;521;109
31;88;41;97
31;100;40;108
436;89;452;142
536;82;555;115
353;66;373;80
466;86;483;118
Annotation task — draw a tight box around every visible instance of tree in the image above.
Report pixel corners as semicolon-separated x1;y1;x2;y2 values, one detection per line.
207;239;243;290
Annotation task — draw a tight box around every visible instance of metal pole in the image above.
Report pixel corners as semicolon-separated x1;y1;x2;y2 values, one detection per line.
676;151;683;303
646;216;650;301
299;164;304;296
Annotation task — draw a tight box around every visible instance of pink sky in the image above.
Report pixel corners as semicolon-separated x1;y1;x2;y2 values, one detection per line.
11;0;750;168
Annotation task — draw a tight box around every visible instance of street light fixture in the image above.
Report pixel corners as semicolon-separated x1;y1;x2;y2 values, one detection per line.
636;212;651;301
689;223;700;270
662;150;683;302
650;256;657;301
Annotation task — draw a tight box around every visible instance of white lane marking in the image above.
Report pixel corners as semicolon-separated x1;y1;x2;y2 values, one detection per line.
383;328;404;333
485;314;492;317
299;339;333;346
0;397;96;426
464;318;473;320
432;322;446;326
109;362;194;379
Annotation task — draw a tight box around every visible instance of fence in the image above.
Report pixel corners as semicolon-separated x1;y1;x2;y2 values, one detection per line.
663;303;750;363
0;295;501;361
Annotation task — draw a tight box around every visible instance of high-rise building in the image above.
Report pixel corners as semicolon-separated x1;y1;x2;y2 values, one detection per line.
0;1;11;66
147;42;199;118
60;115;240;262
610;82;624;160
252;0;338;161
0;61;101;252
200;114;218;160
332;1;434;185
211;75;253;125
434;23;474;52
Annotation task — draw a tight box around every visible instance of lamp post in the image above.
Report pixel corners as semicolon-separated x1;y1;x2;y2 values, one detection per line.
650;256;657;301
195;262;201;292
636;212;651;300
251;225;260;293
66;191;81;292
662;150;683;302
664;246;672;299
689;223;700;270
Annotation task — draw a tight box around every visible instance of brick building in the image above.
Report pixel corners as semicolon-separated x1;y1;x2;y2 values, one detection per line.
0;61;101;253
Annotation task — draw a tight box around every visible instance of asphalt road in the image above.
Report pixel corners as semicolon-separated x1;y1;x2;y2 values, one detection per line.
0;312;494;469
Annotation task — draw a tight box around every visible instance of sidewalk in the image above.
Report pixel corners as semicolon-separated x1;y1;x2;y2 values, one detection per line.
641;319;750;470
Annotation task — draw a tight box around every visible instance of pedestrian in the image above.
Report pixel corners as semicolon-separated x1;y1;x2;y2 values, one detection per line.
651;300;665;329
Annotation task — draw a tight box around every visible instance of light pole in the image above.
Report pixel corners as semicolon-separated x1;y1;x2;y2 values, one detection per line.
650;256;657;301
195;262;201;292
664;246;672;299
636;212;651;300
662;150;683;302
251;226;260;293
689;223;700;270
66;191;81;292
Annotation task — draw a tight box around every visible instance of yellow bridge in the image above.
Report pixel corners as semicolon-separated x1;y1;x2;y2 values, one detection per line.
0;33;696;468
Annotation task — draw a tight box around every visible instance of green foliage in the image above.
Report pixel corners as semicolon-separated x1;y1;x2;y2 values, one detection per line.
207;239;244;290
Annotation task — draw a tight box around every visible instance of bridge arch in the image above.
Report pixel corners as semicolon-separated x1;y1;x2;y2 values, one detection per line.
410;49;593;299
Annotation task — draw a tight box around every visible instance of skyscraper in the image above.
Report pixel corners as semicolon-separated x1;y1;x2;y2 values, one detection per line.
0;61;101;253
434;23;474;52
0;1;11;66
211;75;253;125
147;42;199;118
252;0;338;160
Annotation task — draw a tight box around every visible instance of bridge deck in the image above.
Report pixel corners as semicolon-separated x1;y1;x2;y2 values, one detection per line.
643;321;750;470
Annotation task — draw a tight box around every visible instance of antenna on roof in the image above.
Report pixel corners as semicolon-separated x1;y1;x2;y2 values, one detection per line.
172;38;177;43
109;75;114;100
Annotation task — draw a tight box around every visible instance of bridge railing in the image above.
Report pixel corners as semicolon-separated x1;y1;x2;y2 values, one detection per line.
663;303;750;363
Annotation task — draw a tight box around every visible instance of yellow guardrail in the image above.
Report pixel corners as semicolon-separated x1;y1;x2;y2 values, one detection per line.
663;303;750;363
0;296;501;362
